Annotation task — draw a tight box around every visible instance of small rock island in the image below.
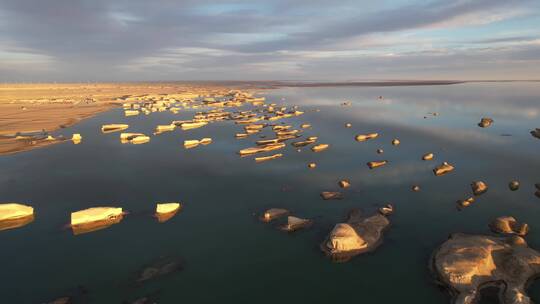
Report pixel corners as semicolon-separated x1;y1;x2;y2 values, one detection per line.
321;208;391;261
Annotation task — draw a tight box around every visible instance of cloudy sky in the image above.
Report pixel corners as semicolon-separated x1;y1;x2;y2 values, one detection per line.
1;0;539;82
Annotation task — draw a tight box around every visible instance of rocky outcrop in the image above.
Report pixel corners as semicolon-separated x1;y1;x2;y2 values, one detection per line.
434;162;454;176
355;133;378;142
431;233;540;304
509;181;520;191
489;216;529;236
280;216;312;232
422;153;434;161
321;209;390;261
0;203;34;231
456;197;475;209
471;181;488;195
478;118;494;128
338;180;351;188
367;160;387;169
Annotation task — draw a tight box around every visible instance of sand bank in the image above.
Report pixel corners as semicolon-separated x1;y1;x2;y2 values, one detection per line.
0;83;243;155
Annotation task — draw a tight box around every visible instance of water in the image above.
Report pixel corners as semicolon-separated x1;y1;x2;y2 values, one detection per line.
1;82;539;303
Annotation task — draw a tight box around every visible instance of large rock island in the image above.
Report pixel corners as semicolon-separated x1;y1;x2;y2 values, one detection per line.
431;233;540;304
321;209;391;261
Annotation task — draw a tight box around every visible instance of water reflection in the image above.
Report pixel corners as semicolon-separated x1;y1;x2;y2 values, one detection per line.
0;82;539;303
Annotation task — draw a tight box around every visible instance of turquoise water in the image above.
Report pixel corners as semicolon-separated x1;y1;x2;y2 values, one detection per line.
1;82;539;303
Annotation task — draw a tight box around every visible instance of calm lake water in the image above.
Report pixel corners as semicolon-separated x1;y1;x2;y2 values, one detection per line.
1;82;539;303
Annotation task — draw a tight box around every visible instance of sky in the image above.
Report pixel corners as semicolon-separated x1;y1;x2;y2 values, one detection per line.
1;0;540;82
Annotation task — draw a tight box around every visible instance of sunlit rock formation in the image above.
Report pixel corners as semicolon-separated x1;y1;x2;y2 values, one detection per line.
321;209;391;261
431;233;540;304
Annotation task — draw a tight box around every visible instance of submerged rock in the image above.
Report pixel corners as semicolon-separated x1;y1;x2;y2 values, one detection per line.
509;180;520;191
422;153;434;161
44;286;88;304
529;128;540;139
321;209;391;261
47;297;71;304
478;117;494;128
433;162;454;176
125;296;157;304
489;216;528;236
430;233;540;304
471;181;488;196
280;216;312;232
261;208;289;222
367;160;387;169
320;191;343;200
136;256;184;284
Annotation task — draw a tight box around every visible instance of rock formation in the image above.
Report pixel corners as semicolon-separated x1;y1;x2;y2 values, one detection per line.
431;233;540;304
367;160;388;169
260;208;289;222
280;216;312;232
422;153;434;161
509;181;520;191
489;216;529;236
471;181;488;195
434;162;454;176
321;209;390;261
456;197;475;209
478;117;494;128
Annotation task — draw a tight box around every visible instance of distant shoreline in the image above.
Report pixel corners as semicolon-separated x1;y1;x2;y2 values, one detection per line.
268;80;465;87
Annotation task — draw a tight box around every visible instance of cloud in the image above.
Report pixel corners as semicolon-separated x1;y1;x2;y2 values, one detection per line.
0;0;539;81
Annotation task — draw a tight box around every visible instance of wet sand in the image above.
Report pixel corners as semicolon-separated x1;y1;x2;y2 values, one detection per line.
0;83;243;155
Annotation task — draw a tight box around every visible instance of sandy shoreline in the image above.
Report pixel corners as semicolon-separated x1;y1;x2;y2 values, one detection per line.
0;83;245;155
